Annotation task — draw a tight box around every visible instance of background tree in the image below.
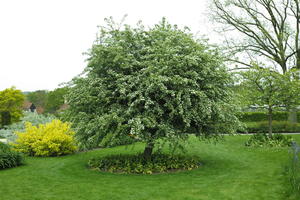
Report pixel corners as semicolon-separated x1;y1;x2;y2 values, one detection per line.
26;90;48;111
239;66;300;134
211;0;300;123
211;0;300;72
65;18;241;156
0;87;25;127
45;87;68;114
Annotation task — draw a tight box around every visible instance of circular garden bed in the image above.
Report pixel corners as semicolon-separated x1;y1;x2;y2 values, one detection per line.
88;153;201;174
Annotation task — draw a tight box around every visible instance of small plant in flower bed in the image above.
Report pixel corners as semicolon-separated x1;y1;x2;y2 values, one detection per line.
88;153;201;174
0;142;24;169
245;133;294;147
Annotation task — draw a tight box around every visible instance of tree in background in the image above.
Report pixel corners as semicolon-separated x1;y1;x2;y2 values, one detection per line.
239;65;300;134
0;87;25;127
45;87;68;114
26;90;48;113
211;0;300;123
211;0;300;72
65;18;241;156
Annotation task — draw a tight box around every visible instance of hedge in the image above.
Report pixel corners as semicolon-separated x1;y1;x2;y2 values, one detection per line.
239;111;300;122
239;121;300;133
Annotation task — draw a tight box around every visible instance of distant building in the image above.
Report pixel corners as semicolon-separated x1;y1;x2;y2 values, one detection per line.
22;101;42;113
29;104;36;112
22;100;32;111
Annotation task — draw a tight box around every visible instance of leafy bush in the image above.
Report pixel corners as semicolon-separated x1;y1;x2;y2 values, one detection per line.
0;111;55;141
13;120;77;156
239;111;290;122
240;121;300;133
245;133;293;147
0;142;24;169
88;153;201;174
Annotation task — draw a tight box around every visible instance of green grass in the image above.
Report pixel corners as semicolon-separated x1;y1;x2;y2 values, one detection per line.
0;135;299;200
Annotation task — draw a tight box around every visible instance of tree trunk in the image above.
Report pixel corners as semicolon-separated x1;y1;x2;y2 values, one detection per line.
296;51;300;70
143;142;154;159
268;106;273;135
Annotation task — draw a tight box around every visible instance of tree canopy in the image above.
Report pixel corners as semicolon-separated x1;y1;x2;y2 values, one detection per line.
45;87;68;114
26;90;48;108
238;66;300;133
65;18;241;155
0;87;25;127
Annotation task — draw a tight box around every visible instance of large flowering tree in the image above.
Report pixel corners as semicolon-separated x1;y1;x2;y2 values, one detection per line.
65;18;241;156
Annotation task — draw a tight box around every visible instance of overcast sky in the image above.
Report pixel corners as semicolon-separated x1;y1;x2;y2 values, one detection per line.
0;0;217;92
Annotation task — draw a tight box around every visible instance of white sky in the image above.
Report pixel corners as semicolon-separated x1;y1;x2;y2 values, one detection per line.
0;0;217;92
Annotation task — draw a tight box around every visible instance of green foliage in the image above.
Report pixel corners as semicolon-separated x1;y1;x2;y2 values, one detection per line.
238;66;300;134
26;88;69;114
13;120;77;157
26;90;48;108
99;132;137;148
240;111;291;122
45;87;68;114
0;111;55;141
245;133;293;147
88;153;201;174
65;18;241;151
239;111;266;122
0;142;24;169
239;66;285;108
239;66;300;110
0;87;25;127
284;142;300;199
241;121;300;133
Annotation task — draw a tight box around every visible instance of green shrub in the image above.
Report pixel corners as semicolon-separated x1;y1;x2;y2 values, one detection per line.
245;133;293;147
88;153;201;174
240;121;300;133
0;142;24;169
239;111;289;122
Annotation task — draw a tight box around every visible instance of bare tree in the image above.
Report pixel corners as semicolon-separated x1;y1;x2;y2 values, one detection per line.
211;0;300;73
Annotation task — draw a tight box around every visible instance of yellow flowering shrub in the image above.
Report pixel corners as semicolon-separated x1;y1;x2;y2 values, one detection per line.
13;120;77;156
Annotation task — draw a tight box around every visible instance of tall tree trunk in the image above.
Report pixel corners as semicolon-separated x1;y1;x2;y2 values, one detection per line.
143;142;154;159
268;106;273;135
296;51;300;70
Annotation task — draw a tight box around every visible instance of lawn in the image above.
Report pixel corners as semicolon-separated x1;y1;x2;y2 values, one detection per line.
0;135;299;200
